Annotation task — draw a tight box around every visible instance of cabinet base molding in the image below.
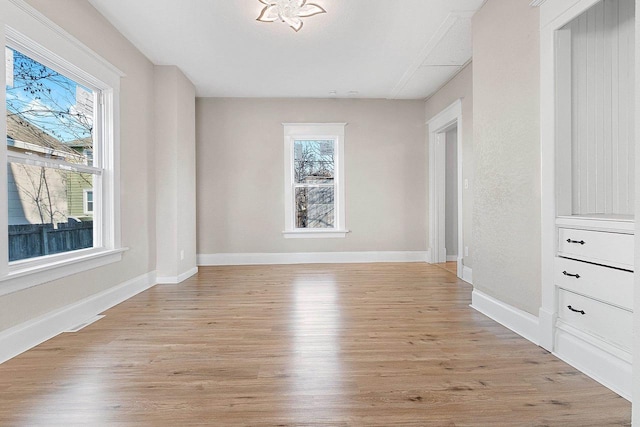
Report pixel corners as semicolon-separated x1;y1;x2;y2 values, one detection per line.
554;328;631;401
470;289;539;345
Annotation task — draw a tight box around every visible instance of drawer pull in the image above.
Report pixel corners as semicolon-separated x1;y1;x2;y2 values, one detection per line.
567;305;586;315
566;239;585;245
562;271;580;279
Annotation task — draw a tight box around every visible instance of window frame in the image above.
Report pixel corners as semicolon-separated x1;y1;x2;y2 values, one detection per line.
0;0;126;296
282;123;348;238
83;189;94;215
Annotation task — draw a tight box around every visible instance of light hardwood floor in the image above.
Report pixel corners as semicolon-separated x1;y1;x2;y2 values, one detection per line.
435;261;457;275
0;263;631;426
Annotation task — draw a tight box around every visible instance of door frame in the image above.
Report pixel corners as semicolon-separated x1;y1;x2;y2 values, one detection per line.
538;0;603;351
427;99;464;278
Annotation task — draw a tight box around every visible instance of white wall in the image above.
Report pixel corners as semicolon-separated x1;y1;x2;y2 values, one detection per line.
196;98;426;256
425;63;473;268
445;128;458;257
0;0;157;331
154;65;197;282
632;0;640;422
472;0;541;315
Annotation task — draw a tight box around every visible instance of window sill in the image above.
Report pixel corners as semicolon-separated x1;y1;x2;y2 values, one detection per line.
0;247;128;297
283;230;350;239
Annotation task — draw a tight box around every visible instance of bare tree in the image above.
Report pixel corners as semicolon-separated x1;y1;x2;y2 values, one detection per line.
13;164;67;225
8;50;93;143
293;141;334;228
7;49;93;226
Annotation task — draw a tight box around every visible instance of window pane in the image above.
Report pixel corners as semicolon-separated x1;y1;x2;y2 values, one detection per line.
294;140;334;184
8;162;94;261
295;186;334;229
85;190;94;213
6;47;94;166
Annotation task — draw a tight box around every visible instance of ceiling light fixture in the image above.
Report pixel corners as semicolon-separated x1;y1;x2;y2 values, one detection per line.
257;0;326;32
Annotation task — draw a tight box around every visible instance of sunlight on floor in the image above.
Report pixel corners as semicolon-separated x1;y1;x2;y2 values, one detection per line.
291;275;345;416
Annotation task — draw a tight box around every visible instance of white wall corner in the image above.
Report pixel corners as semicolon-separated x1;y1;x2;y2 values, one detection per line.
538;307;556;351
197;251;430;266
156;266;198;285
462;266;473;284
635;0;640;408
0;271;157;364
427;247;435;263
471;289;540;345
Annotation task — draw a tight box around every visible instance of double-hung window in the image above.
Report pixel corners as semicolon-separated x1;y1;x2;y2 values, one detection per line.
1;1;123;294
283;123;348;238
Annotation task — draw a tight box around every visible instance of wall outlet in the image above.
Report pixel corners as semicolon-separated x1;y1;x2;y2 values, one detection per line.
180;250;185;260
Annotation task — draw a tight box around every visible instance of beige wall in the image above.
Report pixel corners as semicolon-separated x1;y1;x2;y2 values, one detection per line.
0;0;157;331
425;63;473;268
472;0;541;314
154;66;197;280
176;69;197;277
196;98;426;255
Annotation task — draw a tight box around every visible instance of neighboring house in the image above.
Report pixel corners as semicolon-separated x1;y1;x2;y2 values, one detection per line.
6;114;89;225
298;171;334;228
66;137;94;218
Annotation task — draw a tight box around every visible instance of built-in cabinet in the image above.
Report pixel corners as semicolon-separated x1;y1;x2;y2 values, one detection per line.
553;219;634;377
542;0;635;400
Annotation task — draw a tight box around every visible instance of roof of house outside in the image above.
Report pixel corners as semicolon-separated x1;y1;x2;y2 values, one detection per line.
6;114;84;160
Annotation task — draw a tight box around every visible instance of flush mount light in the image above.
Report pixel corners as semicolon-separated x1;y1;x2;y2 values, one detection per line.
257;0;327;32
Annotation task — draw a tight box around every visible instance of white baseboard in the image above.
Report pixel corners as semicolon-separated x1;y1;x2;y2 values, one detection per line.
446;255;458;262
470;289;539;345
554;328;631;401
197;251;430;266
462;266;473;284
156;266;198;284
0;271;157;364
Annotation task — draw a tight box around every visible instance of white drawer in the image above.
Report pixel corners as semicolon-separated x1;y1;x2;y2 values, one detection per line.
558;228;634;270
554;257;633;310
557;289;632;352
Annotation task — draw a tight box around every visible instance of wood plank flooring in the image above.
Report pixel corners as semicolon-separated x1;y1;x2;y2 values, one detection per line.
435;261;457;275
0;263;631;426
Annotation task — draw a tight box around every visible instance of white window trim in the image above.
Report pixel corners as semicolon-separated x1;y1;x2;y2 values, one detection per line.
0;0;127;296
283;123;348;238
83;189;94;215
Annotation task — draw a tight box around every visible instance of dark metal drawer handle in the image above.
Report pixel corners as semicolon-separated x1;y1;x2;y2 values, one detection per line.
562;271;580;279
567;305;585;315
566;239;585;245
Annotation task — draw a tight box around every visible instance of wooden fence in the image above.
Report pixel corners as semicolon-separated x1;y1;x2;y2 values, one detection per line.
8;221;93;262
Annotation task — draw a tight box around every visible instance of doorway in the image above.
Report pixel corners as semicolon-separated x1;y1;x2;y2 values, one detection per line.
427;100;463;279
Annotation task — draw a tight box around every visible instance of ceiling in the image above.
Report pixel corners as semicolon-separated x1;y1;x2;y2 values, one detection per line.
87;0;484;99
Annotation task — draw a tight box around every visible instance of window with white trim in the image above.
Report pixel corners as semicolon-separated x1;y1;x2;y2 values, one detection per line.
6;45;100;261
1;1;123;294
283;123;348;238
